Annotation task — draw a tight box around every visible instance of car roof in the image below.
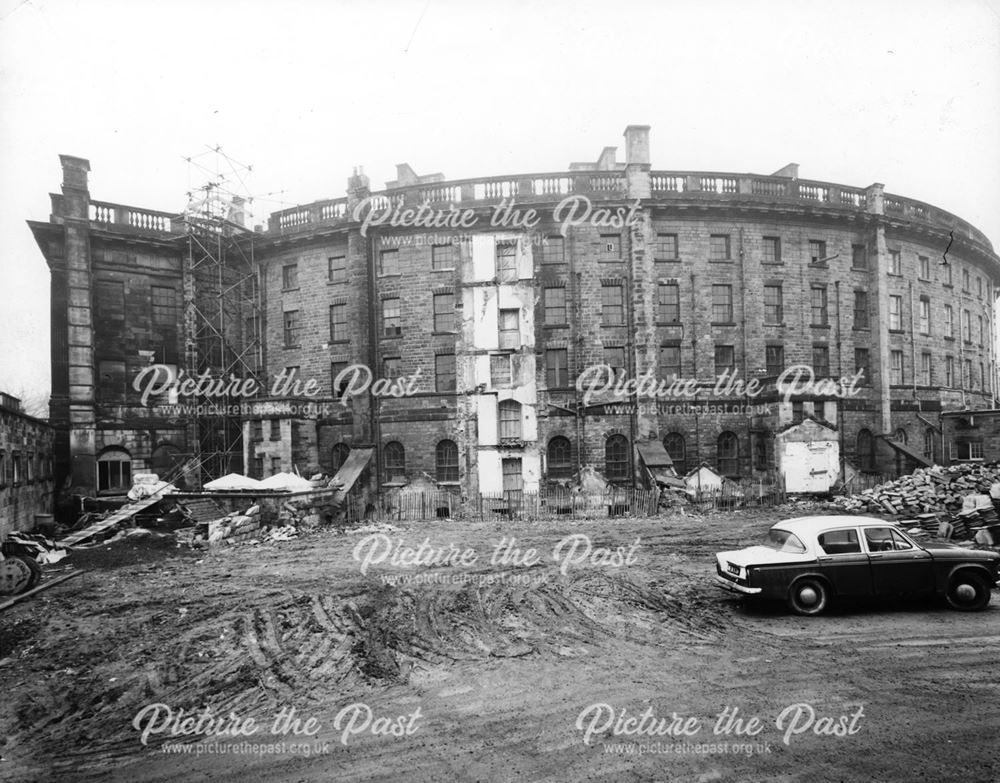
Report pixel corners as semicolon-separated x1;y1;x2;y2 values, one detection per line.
770;515;894;536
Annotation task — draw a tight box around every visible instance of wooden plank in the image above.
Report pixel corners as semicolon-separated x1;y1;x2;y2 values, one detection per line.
59;495;164;547
0;569;86;613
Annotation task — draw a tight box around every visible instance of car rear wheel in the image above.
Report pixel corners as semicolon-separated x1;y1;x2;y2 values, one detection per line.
945;571;991;611
787;577;829;616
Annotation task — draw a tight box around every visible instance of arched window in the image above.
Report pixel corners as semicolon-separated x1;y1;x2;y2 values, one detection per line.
498;399;522;440
857;429;875;472
97;447;132;493
384;441;405;483
717;432;739;477
436;439;459;483
923;428;935;462
753;435;768;471
547;436;573;479
331;443;351;474
663;433;686;476
894;428;907;445
605;434;630;482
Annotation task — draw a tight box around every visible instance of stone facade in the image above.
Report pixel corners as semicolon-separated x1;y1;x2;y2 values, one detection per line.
29;126;1000;499
0;393;56;536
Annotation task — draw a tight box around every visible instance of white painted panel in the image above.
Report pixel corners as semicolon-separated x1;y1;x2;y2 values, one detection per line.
472;288;499;350
477;394;497;445
478;451;502;493
522;453;541;493
471;234;496;283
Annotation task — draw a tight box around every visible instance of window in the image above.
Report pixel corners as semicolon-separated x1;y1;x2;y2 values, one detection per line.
382;298;401;337
762;236;781;263
328;255;346;283
857;429;875;472
979;315;985;346
889;295;902;330
717;432;739;477
853;290;869;329
855;348;871;385
921;352;932;386
97;360;126;401
765;345;784;377
151;286;177;326
818;529;861;555
252;420;263;442
964;358;973;388
271;457;282;476
547;437;573;479
764;284;783;324
852;244;867;270
812;345;830;378
711;285;733;323
433;292;455;332
540;236;565;265
664;433;686;475
97;448;132;493
379;249;399;276
544;287;567;325
657;283;680;323
962;268;970;291
490;354;512;387
496;241;518;281
270;419;281;440
604;346;626;379
984;362;990;393
889;249;901;275
919;297;930;334
432;244;456;270
498;309;519;349
655;233;679;261
252;457;263;479
546;348;568;388
792;401;804;424
890;350;904;384
282;263;298;290
944;264;953;286
714;345;735;377
953;441;984;461
945;355;955;386
601;284;624;325
502;458;523;496
709;234;731;261
435;440;459;482
600;234;621;259
605;435;630;482
753;435;768;470
977;276;983;298
95;280;125;324
331;361;350;399
923;428;935;461
660;344;681;378
962;309;972;342
330;303;348;342
811;285;828;325
331;443;350;473
283;310;300;347
384;442;405;484
498;399;522;440
435;353;456;392
944;305;954;338
919;255;930;280
382;356;401;379
809;239;827;265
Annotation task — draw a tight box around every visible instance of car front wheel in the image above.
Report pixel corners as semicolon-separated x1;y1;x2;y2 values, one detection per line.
945;571;991;611
787;578;829;616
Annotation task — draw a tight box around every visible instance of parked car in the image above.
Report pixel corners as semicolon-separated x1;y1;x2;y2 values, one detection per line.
715;515;1000;615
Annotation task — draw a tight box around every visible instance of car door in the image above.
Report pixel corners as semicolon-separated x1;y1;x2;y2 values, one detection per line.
862;526;935;597
815;527;873;597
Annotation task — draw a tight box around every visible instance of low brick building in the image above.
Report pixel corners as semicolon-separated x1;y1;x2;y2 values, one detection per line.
0;392;56;536
28;126;1000;498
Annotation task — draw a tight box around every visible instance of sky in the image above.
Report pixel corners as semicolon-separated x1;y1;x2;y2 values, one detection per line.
1;0;998;415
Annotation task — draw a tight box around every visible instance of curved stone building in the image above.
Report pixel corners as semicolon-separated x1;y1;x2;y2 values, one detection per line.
29;126;1000;498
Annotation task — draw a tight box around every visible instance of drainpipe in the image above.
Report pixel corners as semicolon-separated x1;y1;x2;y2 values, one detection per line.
367;232;382;496
835;280;845;486
625;227;637;487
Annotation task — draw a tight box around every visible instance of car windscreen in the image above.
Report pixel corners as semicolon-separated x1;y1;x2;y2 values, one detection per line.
765;528;807;554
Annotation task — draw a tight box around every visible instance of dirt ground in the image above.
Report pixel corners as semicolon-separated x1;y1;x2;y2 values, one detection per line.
1;502;998;783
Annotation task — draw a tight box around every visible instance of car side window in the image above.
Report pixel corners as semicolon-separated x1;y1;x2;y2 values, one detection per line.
818;529;861;555
864;527;897;552
889;530;913;550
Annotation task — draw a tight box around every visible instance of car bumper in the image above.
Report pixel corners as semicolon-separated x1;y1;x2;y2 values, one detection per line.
715;574;762;595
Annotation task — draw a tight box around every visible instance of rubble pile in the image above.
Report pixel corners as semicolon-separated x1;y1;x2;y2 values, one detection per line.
833;463;1000;543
